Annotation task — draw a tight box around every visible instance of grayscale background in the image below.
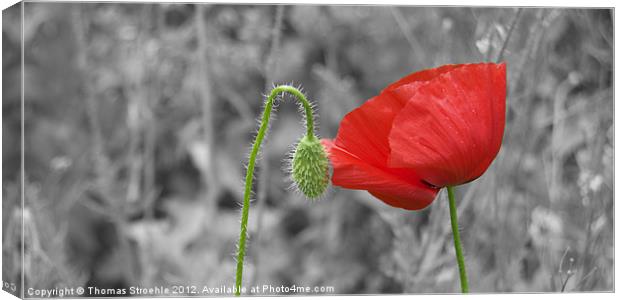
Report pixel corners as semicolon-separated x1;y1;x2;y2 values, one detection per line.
2;2;613;295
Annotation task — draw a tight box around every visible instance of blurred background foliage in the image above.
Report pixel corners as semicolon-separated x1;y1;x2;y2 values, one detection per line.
2;3;613;294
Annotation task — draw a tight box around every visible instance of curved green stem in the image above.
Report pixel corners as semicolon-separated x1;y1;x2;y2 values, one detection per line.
235;85;315;296
447;186;469;293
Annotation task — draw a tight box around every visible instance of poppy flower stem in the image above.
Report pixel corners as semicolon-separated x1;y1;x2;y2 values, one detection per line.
447;186;469;293
235;85;316;296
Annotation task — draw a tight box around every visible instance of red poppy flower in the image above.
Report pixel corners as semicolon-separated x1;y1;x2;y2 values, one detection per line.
322;62;506;210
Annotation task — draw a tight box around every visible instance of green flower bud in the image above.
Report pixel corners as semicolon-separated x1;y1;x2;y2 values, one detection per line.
291;134;330;199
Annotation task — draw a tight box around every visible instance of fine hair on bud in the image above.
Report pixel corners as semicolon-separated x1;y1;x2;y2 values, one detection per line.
290;134;330;199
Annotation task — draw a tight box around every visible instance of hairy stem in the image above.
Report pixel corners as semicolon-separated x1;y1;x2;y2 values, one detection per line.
447;186;469;293
251;6;286;290
235;85;314;296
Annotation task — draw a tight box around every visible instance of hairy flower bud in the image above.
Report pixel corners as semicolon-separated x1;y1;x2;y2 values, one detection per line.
291;135;330;199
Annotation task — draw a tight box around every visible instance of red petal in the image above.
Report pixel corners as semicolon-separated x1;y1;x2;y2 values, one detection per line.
388;63;506;187
322;66;466;210
332;93;405;166
331;65;462;167
322;139;439;211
